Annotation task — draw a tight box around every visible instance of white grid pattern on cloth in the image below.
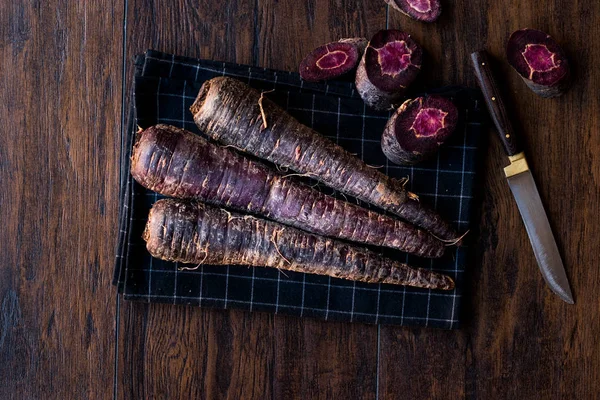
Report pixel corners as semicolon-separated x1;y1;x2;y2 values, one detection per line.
118;269;466;291
122;293;457;323
114;50;484;329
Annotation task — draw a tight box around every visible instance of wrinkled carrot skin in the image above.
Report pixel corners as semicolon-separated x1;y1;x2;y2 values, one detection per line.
190;77;458;240
144;199;455;290
131;124;445;258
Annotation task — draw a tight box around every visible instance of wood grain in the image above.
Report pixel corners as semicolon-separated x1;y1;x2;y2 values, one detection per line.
119;303;274;399
381;0;600;399
0;0;123;398
379;328;468;399
271;316;377;400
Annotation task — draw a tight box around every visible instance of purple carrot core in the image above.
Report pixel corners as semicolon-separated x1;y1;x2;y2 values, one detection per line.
407;0;432;12
522;44;558;76
411;108;447;137
377;41;412;76
316;50;349;69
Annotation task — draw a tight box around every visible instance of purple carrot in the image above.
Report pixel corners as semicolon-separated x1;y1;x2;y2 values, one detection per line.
382;95;459;165
190;77;460;241
144;199;455;290
299;38;367;82
355;30;423;111
507;28;571;98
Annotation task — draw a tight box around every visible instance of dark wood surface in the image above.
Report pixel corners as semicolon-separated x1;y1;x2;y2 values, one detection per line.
1;1;599;399
0;1;123;398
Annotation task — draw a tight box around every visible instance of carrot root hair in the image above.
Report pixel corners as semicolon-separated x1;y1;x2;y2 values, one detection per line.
179;244;210;270
432;230;470;246
258;89;275;131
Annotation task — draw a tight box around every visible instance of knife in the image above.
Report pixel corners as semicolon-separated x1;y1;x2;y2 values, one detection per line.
470;50;574;304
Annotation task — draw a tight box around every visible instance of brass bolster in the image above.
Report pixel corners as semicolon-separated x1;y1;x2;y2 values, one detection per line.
504;152;529;177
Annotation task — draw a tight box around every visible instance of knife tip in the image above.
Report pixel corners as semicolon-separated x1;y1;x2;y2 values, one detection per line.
559;291;575;305
551;285;574;304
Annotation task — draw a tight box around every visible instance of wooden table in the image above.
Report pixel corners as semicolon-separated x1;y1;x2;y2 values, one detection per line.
1;1;598;398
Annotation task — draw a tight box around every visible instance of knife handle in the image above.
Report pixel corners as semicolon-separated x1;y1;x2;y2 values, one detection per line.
471;50;521;156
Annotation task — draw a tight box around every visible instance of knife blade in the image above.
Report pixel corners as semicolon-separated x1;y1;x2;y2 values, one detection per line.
470;50;574;304
507;170;574;303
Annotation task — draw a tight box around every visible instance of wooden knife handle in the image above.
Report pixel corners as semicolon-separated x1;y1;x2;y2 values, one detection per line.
471;50;521;156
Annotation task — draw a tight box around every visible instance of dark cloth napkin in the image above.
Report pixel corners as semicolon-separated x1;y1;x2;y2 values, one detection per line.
114;50;485;329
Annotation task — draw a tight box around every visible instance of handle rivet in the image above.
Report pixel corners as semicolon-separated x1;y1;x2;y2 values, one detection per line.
491;96;496;101
482;62;486;66
506;134;510;138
